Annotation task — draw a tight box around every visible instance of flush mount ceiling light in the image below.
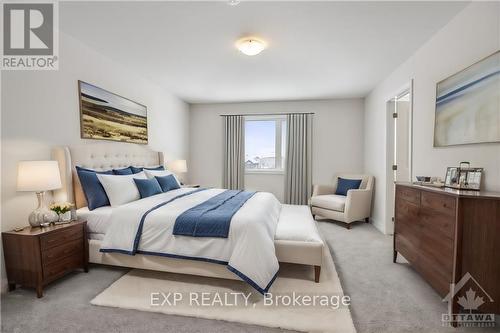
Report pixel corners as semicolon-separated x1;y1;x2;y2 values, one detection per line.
227;0;240;5
236;37;267;56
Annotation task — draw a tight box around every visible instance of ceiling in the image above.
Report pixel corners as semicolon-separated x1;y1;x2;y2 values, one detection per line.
60;1;467;103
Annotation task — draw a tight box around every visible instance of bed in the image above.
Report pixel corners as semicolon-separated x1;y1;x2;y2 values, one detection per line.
52;143;323;293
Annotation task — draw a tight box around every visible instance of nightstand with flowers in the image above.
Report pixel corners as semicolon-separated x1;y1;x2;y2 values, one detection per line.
2;220;89;298
3;160;88;297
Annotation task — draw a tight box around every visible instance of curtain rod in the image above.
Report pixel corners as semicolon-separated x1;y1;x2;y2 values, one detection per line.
219;112;315;116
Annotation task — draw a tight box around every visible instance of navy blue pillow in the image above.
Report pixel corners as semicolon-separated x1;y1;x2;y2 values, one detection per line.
134;178;163;198
76;166;113;210
335;178;362;196
113;167;133;175
130;165;165;174
155;175;180;192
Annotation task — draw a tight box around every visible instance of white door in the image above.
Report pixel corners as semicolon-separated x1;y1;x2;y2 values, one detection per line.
386;86;412;234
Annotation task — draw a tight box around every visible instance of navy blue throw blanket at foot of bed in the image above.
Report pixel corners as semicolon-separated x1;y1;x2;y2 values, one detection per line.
173;190;256;238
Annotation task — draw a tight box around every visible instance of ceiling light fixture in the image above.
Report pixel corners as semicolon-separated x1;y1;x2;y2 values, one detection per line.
228;0;240;6
236;37;267;56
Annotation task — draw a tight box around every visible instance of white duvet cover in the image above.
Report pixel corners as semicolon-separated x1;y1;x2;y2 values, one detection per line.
100;188;282;293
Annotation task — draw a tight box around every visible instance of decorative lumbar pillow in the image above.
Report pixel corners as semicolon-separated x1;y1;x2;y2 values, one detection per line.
96;172;147;207
335;177;362;196
134;177;163;198
155;175;181;192
130;165;165;174
113;167;133;175
76;166;114;211
144;169;180;186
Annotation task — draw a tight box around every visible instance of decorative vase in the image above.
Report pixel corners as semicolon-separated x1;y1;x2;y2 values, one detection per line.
29;192;57;227
58;211;71;222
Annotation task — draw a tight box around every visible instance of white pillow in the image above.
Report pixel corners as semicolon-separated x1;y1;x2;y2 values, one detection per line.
144;169;181;186
97;171;147;207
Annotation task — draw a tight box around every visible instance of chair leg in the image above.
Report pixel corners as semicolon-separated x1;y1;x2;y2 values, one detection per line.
345;223;351;230
365;217;370;223
314;265;321;283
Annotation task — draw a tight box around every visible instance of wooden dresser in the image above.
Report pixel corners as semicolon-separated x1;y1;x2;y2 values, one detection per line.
2;220;88;297
394;183;500;315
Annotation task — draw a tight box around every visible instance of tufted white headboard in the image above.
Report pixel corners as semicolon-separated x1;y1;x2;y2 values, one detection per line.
52;143;164;209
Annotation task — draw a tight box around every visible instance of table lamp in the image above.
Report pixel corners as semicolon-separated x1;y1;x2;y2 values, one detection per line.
17;161;62;227
168;159;187;184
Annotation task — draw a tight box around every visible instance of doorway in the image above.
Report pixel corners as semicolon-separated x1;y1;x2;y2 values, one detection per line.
386;82;413;234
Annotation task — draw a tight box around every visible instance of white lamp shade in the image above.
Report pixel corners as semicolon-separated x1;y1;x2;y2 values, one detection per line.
168;160;187;174
17;161;62;192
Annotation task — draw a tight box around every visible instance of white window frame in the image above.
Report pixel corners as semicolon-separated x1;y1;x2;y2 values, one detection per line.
244;115;287;175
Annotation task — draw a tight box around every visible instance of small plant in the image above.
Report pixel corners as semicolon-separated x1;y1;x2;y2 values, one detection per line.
49;202;73;215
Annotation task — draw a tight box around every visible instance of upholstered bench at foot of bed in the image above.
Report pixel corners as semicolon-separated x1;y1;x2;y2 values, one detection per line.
275;204;324;282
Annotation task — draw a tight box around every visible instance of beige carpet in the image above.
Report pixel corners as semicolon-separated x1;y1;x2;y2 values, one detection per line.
91;247;355;333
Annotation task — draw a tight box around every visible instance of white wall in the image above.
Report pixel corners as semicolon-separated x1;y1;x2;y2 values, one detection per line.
189;99;365;201
364;2;500;234
0;32;190;291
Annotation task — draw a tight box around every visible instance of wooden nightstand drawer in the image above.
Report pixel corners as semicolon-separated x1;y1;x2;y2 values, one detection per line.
43;252;83;283
42;238;83;265
40;225;83;250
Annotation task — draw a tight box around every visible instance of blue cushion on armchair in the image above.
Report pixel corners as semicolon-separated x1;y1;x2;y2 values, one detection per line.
335;177;362;196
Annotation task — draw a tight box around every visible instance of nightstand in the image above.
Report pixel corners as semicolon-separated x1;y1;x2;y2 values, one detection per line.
2;220;89;298
182;184;201;188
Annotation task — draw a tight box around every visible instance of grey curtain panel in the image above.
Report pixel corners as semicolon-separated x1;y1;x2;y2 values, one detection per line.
223;115;245;190
284;113;312;205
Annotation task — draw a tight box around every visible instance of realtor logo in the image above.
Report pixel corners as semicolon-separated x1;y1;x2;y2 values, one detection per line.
1;1;58;70
442;272;495;328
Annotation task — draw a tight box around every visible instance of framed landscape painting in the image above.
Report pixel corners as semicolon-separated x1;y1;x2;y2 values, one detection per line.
79;81;148;144
434;50;500;147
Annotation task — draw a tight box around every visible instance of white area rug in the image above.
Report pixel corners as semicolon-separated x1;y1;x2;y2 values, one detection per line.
91;247;355;333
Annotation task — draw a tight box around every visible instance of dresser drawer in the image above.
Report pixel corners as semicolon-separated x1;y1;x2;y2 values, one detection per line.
43;252;83;283
395;234;419;263
414;252;452;297
419;209;455;240
42;238;83;265
396;186;420;205
419;226;454;278
421;191;456;217
40;225;83;250
395;198;419;222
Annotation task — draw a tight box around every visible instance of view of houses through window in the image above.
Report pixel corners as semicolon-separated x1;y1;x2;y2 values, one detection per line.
245;117;287;172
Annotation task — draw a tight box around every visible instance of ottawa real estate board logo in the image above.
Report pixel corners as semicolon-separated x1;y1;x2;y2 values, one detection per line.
442;272;495;328
1;1;58;70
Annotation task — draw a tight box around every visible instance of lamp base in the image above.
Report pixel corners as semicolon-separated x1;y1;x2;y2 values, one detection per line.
28;208;53;227
28;192;58;227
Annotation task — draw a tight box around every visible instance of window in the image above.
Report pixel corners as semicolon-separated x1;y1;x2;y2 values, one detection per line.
245;116;287;173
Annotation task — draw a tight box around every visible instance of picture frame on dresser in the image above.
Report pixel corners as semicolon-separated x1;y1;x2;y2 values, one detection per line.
444;164;483;191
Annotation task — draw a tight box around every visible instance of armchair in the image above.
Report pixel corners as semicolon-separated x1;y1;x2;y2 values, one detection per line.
310;173;374;229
